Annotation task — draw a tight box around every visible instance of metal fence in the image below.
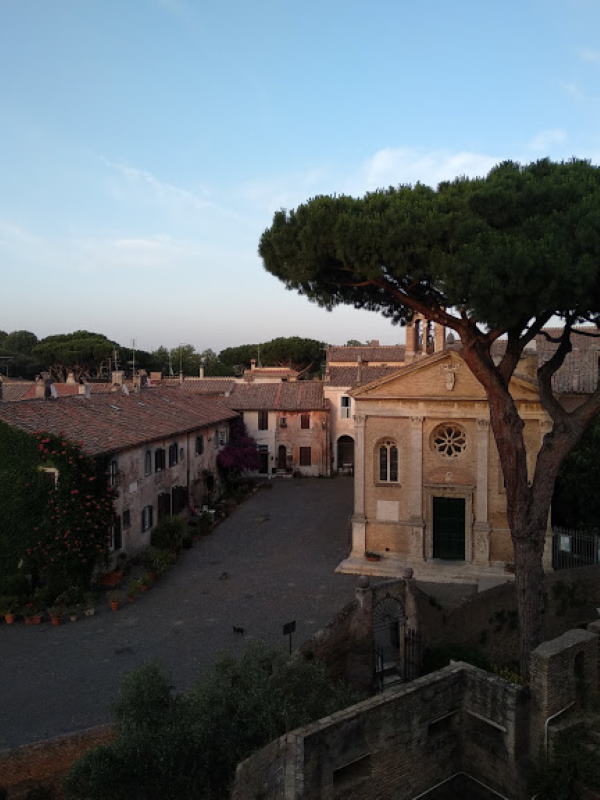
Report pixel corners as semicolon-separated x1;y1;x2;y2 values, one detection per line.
552;526;600;570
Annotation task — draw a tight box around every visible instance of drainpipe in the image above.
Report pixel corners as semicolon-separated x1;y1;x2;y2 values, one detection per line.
544;701;575;757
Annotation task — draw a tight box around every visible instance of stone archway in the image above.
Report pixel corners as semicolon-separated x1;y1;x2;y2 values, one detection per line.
337;435;354;474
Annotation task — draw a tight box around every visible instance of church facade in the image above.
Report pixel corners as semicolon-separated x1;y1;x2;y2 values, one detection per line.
338;334;554;584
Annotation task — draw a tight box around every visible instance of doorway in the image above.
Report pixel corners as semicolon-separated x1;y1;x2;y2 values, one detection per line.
277;445;287;470
432;496;465;559
337;435;354;473
258;447;269;474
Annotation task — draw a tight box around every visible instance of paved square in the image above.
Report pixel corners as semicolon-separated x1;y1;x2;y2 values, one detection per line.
0;477;358;748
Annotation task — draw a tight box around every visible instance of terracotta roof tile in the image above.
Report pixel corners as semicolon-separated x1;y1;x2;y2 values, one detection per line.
325;366;401;387
0;388;237;456
326;345;406;364
227;382;327;410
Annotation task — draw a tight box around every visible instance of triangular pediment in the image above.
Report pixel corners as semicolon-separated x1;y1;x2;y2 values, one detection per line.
349;350;540;402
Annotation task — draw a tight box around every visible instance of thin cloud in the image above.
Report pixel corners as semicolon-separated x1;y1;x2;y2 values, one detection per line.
102;157;243;223
352;148;499;192
580;47;600;62
528;129;567;152
560;81;589;101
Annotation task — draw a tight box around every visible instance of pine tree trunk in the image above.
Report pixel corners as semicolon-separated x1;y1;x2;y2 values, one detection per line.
512;531;546;679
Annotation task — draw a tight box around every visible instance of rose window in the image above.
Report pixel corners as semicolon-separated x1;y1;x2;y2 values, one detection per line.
431;424;467;458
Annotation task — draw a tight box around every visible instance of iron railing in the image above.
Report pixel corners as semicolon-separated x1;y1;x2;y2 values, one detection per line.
552;526;600;569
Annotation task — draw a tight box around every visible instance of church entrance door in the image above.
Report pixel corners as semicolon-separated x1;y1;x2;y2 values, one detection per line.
432;496;465;559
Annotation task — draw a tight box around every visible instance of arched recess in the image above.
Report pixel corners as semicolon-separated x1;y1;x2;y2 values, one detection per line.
337;435;354;473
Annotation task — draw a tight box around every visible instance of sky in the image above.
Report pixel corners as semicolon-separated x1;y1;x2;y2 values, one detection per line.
1;0;600;353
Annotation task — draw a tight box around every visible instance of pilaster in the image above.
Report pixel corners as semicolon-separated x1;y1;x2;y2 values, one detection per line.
474;418;491;564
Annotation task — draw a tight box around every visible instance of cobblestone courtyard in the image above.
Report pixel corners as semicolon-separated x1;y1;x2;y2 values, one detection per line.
0;477;358;749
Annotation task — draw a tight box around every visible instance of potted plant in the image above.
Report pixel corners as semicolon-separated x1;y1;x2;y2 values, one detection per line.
140;572;153;591
365;551;381;562
0;596;19;624
83;591;98;616
22;600;43;625
108;589;126;611
126;580;141;602
68;603;82;622
47;603;64;626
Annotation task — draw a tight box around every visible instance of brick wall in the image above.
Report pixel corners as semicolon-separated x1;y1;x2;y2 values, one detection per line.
232;663;526;800
0;725;114;799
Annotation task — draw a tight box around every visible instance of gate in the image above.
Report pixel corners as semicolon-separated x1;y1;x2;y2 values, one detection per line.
373;594;422;690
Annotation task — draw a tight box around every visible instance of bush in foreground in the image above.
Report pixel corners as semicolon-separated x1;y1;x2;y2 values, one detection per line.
64;643;361;800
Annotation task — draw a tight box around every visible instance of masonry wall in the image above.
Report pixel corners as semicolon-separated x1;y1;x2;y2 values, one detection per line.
0;724;114;799
232;663;526;800
112;421;226;554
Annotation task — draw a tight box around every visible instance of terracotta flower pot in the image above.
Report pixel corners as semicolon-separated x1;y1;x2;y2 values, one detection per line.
50;615;62;626
110;600;119;612
3;613;15;624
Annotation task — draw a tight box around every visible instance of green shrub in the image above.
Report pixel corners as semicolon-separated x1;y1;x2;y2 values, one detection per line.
422;644;490;674
64;645;361;800
150;518;186;552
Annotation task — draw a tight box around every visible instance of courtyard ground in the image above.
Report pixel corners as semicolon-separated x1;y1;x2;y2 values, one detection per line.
0;477;359;749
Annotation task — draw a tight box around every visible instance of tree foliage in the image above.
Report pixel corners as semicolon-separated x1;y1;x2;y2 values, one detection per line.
64;645;360;800
3;329;38;355
0;424;112;596
32;331;119;381
553;417;600;529
260;158;600;674
217;417;259;478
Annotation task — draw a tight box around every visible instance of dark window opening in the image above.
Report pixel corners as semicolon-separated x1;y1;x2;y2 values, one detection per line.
301;413;310;429
195;435;204;455
155;448;166;472
299;447;311;466
144;450;152;475
258;410;268;430
122;509;131;529
168;442;178;467
333;755;371;788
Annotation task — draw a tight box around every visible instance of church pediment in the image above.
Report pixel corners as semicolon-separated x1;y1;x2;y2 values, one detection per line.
350;350;540;402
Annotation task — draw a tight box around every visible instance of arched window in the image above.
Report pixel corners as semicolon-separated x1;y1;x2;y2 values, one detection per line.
379;440;398;482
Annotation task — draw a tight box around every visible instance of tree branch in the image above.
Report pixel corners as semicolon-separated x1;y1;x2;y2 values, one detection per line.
537;317;575;423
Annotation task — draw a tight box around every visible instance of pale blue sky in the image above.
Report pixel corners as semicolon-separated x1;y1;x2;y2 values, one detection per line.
1;0;599;352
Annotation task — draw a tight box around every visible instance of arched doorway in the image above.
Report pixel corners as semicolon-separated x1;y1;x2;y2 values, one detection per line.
337;435;354;474
277;445;287;470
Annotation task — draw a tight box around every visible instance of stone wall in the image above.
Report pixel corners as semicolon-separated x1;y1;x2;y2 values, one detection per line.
421;565;600;666
0;724;114;799
232;662;526;800
529;628;599;756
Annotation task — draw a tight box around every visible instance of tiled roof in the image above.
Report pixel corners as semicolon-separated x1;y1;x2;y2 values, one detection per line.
16;382;115;401
174;379;237;395
326;345;406;364
0;389;238;456
242;367;299;379
0;380;34;401
325;366;401;387
227;381;327;411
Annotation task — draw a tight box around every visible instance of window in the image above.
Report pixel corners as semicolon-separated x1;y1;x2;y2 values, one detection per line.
195;435;204;455
111;517;122;551
340;396;351;419
109;459;119;487
431;423;467;458
168;442;178;467
299;447;312;466
122;509;131;529
154;448;166;472
258;410;268;430
379;440;398;482
141;504;153;532
279;417;287;428
157;492;171;519
144;450;152;475
300;414;310;429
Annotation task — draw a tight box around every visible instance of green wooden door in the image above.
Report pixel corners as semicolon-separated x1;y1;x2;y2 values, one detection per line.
433;497;465;559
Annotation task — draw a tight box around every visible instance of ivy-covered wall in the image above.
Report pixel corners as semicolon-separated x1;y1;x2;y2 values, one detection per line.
0;421;113;596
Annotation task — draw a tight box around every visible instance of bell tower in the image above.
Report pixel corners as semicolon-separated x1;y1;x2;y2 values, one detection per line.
405;314;446;361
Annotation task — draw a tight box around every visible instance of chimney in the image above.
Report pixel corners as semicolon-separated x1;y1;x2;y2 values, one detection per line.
35;375;45;399
149;371;162;384
79;382;91;399
66;371;76;385
357;355;363;384
199;365;205;378
250;359;256;371
111;370;124;386
179;370;184;385
368;339;380;347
